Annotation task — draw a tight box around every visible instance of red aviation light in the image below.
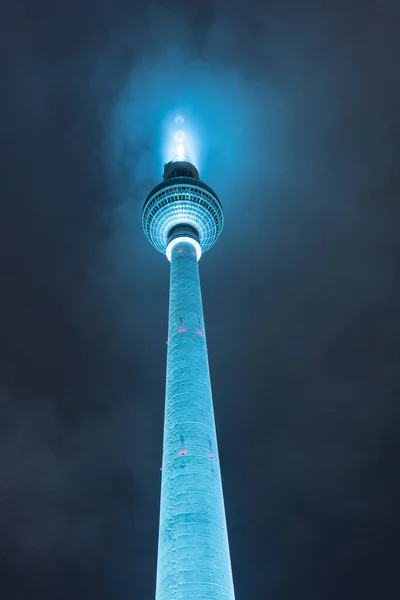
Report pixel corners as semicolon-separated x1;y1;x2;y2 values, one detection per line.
196;330;203;336
178;450;187;456
178;327;185;333
176;248;184;253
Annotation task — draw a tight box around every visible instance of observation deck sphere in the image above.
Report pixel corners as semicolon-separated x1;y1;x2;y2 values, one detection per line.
142;160;223;257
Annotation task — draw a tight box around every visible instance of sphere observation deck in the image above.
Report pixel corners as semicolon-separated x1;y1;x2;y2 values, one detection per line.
142;160;223;260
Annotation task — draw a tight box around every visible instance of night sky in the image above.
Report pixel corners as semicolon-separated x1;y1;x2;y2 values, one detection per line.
1;1;400;598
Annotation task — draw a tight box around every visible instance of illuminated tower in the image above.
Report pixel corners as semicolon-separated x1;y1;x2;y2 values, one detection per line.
142;128;235;600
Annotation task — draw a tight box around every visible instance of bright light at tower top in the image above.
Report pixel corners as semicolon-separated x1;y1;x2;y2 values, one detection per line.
163;114;199;169
174;115;186;161
175;130;186;161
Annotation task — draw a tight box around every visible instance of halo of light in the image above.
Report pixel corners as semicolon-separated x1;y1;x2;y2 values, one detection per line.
166;236;202;262
175;130;186;161
174;130;186;144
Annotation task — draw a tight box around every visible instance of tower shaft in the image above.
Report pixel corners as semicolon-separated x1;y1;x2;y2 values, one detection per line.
156;240;235;600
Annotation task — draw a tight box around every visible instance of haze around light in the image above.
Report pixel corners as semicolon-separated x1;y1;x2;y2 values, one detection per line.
164;114;198;167
102;50;272;200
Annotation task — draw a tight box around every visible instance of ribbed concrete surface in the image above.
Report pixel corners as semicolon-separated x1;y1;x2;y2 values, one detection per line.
155;240;235;600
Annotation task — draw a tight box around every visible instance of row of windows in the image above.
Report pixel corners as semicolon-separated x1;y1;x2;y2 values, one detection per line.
145;211;218;235
144;193;222;225
143;194;221;219
145;208;221;235
144;186;221;216
144;216;218;242
148;181;217;200
147;196;220;219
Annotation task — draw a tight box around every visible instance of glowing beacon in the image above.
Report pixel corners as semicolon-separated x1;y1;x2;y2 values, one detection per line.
142;123;235;600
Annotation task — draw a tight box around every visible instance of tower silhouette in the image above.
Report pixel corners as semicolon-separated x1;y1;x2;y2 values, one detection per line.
142;137;235;600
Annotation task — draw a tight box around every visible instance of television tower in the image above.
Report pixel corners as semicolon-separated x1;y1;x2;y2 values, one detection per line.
142;124;235;600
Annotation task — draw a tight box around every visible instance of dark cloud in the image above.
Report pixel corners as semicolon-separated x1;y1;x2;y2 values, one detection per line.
0;0;399;598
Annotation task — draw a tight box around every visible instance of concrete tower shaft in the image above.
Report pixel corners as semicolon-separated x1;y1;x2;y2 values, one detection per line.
156;239;235;600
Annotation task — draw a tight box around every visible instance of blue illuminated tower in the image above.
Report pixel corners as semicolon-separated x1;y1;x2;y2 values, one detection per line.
142;139;235;600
